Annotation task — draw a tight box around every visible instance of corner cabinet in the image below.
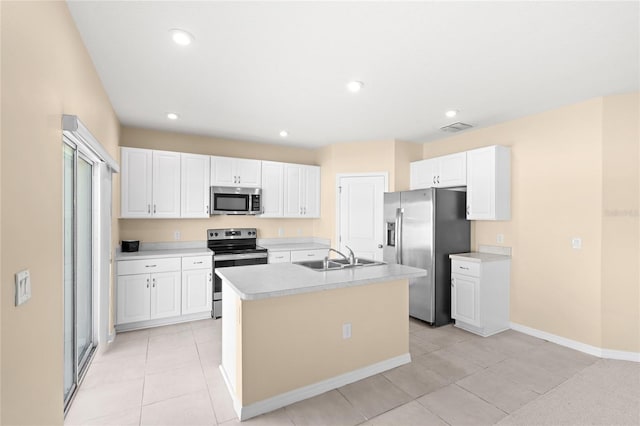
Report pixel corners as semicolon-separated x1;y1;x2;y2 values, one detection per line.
121;147;181;218
450;254;511;337
284;164;320;218
210;156;261;187
466;145;511;220
410;152;467;190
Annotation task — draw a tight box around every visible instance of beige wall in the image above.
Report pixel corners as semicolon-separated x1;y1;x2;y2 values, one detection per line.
421;95;639;352
239;279;408;405
314;140;422;243
0;2;120;424
119;127;319;241
601;93;640;352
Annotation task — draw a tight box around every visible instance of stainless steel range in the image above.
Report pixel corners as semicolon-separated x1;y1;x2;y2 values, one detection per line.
207;228;268;318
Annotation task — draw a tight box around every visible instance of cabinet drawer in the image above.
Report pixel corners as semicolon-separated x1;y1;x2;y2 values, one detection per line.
290;249;327;262
451;260;480;277
117;257;181;275
268;251;291;263
182;255;213;270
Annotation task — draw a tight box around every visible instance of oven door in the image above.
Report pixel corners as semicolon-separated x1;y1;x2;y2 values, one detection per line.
212;255;268;318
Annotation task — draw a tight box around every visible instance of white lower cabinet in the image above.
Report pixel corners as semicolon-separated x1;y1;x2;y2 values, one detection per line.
116;253;213;330
268;248;327;264
181;255;213;315
450;255;511;337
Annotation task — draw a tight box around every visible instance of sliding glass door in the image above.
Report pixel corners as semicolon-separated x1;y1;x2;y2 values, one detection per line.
63;141;96;410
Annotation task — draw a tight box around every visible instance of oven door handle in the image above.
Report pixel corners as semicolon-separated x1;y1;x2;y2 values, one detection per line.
213;252;268;261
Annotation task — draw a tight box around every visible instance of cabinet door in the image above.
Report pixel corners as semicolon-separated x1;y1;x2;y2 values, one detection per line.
181;269;213;315
410;159;436;190
466;147;495;220
181;153;210;218
437;152;467;187
261;161;284;217
210;156;236;186
152;151;181;218
121;147;152;218
236;159;262;187
117;274;151;324
303;165;321;217
451;274;480;326
283;164;303;217
150;271;181;319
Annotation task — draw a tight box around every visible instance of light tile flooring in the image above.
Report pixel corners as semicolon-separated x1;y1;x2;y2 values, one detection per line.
65;318;640;426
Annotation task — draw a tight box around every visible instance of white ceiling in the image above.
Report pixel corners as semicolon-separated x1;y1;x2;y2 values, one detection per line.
67;1;639;148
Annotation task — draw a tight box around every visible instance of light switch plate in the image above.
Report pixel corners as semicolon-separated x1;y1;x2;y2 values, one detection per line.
342;323;352;339
15;269;31;306
572;238;582;249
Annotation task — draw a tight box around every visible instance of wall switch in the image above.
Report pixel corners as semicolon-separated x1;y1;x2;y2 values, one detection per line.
342;323;352;339
15;269;31;306
278;228;284;237
497;234;504;244
174;231;181;241
572;238;582;249
297;228;302;236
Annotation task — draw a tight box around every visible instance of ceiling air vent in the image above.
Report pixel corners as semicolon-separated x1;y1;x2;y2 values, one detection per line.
440;122;473;133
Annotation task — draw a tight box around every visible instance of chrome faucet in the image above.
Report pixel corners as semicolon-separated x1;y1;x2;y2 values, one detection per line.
344;245;356;265
328;248;349;263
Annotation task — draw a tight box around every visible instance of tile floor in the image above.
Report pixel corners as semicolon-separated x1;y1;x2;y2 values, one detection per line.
65;318;640;426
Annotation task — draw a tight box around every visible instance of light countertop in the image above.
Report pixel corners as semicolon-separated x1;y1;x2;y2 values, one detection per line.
216;262;426;300
449;252;511;263
115;248;212;261
261;242;330;252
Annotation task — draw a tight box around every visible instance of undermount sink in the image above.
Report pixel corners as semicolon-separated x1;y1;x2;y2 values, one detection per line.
294;258;385;271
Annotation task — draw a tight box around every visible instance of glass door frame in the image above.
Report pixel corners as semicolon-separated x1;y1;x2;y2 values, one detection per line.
63;136;99;413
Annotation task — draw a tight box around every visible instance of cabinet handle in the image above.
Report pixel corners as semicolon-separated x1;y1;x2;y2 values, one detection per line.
209;273;212;282
146;278;150;288
205;205;209;213
145;264;157;268
437;176;440;184
378;244;383;249
466;206;470;216
194;261;203;264
433;176;436;184
307;253;315;257
152;278;156;288
304;207;307;215
238;176;241;184
459;266;469;270
299;206;302;215
153;204;157;214
451;278;455;287
147;204;151;214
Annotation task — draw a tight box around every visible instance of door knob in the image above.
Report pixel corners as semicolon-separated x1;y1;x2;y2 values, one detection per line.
377;244;383;249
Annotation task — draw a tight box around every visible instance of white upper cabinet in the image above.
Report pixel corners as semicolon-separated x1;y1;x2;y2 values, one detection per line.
180;153;210;218
210;156;261;187
410;152;467;189
283;163;320;218
121;147;180;218
261;161;284;217
466;145;511;221
121;147;152;218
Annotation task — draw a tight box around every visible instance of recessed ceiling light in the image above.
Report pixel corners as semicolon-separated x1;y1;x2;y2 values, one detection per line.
279;130;289;138
167;112;179;120
169;29;194;46
445;110;458;118
346;81;364;93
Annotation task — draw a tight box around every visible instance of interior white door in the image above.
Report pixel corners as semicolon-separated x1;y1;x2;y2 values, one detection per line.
337;174;386;261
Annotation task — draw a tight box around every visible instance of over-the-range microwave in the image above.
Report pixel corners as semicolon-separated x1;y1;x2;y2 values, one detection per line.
210;186;262;215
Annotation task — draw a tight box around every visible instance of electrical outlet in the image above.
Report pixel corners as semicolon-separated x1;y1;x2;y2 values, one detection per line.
278;228;284;237
342;323;352;339
497;234;504;244
297;228;302;236
15;269;31;306
174;231;181;241
572;237;582;249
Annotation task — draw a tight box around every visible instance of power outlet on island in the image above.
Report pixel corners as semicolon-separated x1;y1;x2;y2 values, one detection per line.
342;323;352;340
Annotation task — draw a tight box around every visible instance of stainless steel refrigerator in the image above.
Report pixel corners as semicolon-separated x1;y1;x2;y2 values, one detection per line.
384;188;470;326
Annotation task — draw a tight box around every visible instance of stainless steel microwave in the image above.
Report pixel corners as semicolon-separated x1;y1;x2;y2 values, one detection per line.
210;186;262;215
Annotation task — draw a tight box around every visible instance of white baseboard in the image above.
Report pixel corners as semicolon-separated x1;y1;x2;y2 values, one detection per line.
220;353;412;421
510;322;640;362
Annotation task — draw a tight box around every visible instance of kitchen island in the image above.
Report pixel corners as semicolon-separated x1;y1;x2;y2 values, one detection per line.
216;262;426;421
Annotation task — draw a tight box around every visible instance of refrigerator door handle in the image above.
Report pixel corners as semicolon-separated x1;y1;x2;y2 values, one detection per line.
395;208;403;264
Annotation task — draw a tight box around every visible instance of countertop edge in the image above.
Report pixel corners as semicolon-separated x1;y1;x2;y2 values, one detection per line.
449;252;511;263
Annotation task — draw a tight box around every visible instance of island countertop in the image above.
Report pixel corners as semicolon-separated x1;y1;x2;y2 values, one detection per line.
216;262;426;300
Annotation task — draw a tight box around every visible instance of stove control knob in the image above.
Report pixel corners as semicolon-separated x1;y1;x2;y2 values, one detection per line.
214;232;219;237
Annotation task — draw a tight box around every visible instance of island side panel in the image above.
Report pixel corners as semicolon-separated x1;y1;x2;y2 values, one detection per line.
221;280;241;400
239;279;409;405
